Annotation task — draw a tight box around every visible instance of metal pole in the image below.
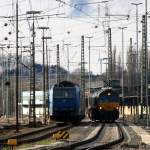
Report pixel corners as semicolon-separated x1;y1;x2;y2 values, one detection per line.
38;27;49;125
119;27;127;122
67;44;70;80
122;28;124;122
131;2;143;122
81;35;85;114
48;48;51;93
46;39;49;117
27;11;41;127
67;44;69;80
145;0;149;128
108;28;112;82
86;36;93;108
16;0;19;132
7;55;11;119
64;44;71;80
135;3;140;121
19;37;24;123
6;57;9;119
141;15;146;120
100;59;102;75
56;44;59;84
42;31;46;125
88;38;91;106
1;48;4;116
31;13;36;127
105;62;108;81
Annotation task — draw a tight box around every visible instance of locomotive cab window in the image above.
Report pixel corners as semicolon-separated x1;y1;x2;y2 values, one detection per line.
53;88;76;99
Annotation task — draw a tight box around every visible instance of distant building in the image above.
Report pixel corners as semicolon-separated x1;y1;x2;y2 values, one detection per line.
22;91;44;117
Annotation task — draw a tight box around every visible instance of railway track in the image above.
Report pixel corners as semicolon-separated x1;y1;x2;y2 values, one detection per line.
86;122;124;150
0;124;30;131
0;123;73;146
51;122;125;150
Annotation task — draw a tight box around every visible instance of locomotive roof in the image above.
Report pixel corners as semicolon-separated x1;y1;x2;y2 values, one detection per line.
92;87;117;97
54;80;79;87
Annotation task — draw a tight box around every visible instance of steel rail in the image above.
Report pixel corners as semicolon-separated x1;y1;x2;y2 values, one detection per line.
51;123;105;150
51;122;124;150
0;123;73;145
87;122;124;150
17;124;73;144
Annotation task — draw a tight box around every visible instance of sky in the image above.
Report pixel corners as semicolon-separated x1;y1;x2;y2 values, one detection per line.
0;0;149;74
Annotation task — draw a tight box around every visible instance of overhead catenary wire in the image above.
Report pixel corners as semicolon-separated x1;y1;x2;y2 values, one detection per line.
0;0;144;76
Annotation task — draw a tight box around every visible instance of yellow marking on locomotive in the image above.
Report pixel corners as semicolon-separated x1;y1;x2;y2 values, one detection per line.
99;102;119;110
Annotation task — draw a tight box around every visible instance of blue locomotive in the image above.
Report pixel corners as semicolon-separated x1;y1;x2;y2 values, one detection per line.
88;87;120;122
49;81;85;122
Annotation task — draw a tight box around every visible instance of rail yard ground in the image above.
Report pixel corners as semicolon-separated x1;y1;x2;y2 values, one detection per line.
0;108;150;150
15;118;98;150
0;116;149;150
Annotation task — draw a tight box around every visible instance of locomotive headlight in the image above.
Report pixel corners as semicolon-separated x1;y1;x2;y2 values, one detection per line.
108;93;111;95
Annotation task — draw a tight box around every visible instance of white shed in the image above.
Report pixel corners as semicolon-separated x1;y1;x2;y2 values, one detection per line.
22;91;44;117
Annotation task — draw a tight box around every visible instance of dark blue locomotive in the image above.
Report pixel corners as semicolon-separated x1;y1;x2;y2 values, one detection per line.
49;81;85;122
88;87;120;122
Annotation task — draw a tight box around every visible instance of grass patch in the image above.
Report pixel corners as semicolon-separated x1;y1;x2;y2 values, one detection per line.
14;139;56;150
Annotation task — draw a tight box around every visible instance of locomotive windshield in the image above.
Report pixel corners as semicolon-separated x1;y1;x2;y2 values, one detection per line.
99;90;119;102
53;88;76;99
